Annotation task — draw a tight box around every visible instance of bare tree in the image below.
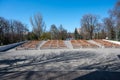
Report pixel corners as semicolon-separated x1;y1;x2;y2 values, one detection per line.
81;14;99;39
50;24;59;40
93;23;106;39
12;20;28;41
30;13;46;40
0;17;28;45
110;0;120;40
103;17;116;40
0;17;9;45
58;24;67;40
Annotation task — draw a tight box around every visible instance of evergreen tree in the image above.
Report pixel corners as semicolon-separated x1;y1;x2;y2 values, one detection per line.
74;28;79;39
118;29;120;41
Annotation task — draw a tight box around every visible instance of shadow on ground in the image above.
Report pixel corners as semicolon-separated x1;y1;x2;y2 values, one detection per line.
73;71;120;80
0;71;120;80
0;51;120;80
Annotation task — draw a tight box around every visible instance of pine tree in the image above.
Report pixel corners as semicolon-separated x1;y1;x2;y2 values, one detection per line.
118;29;120;41
74;28;77;39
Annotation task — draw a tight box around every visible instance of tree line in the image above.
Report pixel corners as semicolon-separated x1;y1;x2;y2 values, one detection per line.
29;13;80;41
0;17;28;45
74;0;120;40
27;13;68;40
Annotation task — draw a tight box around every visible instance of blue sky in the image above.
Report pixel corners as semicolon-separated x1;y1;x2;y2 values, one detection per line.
0;0;117;32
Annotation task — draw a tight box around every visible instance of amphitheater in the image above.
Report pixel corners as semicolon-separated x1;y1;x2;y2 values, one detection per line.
14;39;120;50
0;39;120;80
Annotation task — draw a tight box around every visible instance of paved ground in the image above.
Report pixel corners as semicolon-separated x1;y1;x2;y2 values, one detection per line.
0;48;120;80
64;41;73;49
39;41;47;50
